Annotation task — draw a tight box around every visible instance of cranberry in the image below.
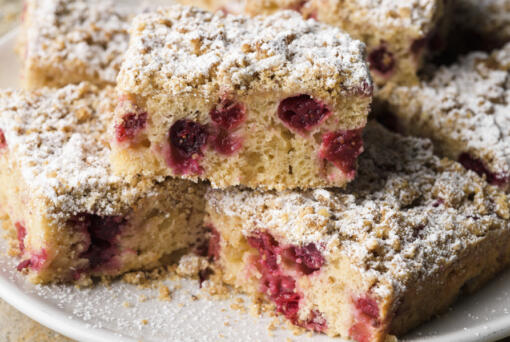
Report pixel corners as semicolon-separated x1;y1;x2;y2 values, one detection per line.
319;129;364;178
281;243;324;275
355;296;379;320
168;120;208;175
210;98;245;130
0;129;6;149
208;227;221;261
278;95;330;134
458;153;509;187
349;296;380;342
170;120;209;157
349;322;372;342
432;198;444;208
303;310;327;333
368;46;395;75
115;112;148;143
210;129;243;155
16;259;31;271
247;231;327;330
70;214;126;270
15;222;26;252
16;249;48;272
199;267;214;288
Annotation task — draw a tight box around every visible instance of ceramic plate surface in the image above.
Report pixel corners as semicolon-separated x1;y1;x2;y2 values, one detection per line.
1;26;510;342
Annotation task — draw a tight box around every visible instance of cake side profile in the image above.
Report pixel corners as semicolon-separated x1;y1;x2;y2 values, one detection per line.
205;122;510;341
0;83;206;284
112;6;373;190
19;0;130;89
385;42;510;191
187;0;450;87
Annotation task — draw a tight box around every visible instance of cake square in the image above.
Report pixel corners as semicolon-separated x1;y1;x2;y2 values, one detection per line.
385;42;510;191
179;0;450;87
0;83;206;284
205;122;510;341
19;0;130;89
112;5;373;190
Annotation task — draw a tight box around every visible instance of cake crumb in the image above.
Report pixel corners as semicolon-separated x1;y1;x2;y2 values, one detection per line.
158;285;172;301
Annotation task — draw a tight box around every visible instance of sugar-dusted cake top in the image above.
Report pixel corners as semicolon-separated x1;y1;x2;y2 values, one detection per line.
117;5;372;98
207;122;510;297
245;0;440;33
24;0;130;85
390;42;510;179
0;83;159;221
328;0;438;31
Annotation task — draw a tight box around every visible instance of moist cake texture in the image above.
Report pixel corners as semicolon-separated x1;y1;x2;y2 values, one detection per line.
186;0;449;87
206;122;510;341
113;5;372;190
19;0;130;89
0;83;206;284
385;42;510;191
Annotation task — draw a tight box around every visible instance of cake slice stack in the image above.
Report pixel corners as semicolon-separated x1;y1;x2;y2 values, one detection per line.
2;1;510;342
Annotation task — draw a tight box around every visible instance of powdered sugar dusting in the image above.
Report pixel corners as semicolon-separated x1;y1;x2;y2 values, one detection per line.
117;5;371;97
24;0;131;85
388;42;510;180
207;122;510;300
342;0;438;32
0;83;155;223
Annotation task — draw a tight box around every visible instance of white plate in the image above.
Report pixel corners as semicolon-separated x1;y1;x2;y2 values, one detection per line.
1;27;510;342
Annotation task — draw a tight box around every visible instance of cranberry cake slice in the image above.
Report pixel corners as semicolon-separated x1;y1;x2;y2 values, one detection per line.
184;0;450;87
206;122;510;341
18;0;131;89
0;83;206;284
385;42;510;192
112;6;372;191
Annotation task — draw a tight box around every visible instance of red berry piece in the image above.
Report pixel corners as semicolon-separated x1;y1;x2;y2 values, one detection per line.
16;249;48;272
278;95;330;134
15;222;27;253
70;214;126;271
292;243;325;274
198;267;214;288
208;227;221;261
458;153;509;188
210;98;246;130
168;120;209;175
368;46;395;76
115;112;148;143
355;296;379;320
349;322;372;342
319;129;364;178
210;129;243;156
303;310;327;333
0;128;7;149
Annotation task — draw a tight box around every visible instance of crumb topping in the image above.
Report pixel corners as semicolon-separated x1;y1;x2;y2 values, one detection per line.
24;0;130;84
246;0;439;35
117;5;371;98
206;122;510;299
329;0;438;32
0;83;161;222
389;42;510;178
